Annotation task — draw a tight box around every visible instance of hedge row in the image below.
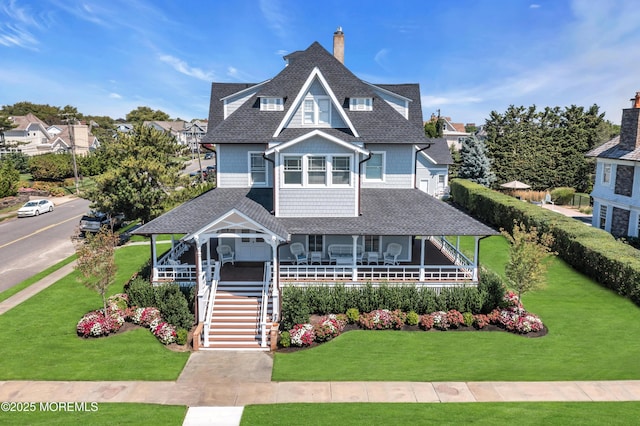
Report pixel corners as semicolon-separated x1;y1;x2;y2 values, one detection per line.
450;178;640;304
280;269;505;330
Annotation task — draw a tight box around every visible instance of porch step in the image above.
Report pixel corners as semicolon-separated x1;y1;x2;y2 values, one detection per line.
204;281;273;350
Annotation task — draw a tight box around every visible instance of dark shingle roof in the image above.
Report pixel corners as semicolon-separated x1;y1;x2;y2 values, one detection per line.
133;188;496;238
201;42;450;163
586;136;640;161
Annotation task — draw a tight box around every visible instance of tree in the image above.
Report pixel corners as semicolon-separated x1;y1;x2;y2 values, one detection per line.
28;153;73;181
126;106;170;123
1;102;83;125
86;124;187;223
458;136;496;187
485;104;608;192
502;221;555;300
424;115;444;138
74;229;119;313
0;160;19;197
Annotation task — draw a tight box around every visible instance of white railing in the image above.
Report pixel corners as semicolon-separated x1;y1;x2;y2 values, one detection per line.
157;241;189;265
259;262;272;348
154;264;197;284
202;261;221;348
279;264;475;285
430;236;473;267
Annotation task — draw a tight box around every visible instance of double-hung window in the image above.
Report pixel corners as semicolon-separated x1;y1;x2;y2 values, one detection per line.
249;153;266;185
603;163;612;185
365;153;384;180
309;235;323;252
332;156;350;185
308;156;326;185
363;235;379;252
303;97;331;125
284;156;302;185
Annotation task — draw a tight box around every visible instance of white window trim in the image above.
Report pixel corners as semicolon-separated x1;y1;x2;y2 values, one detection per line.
283;155;303;186
349;97;373;111
602;163;612;186
302;95;331;126
248;152;267;186
260;97;284;111
363;151;386;182
281;153;353;188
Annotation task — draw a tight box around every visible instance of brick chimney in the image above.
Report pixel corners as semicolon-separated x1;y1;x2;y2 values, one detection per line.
333;27;344;64
619;91;640;151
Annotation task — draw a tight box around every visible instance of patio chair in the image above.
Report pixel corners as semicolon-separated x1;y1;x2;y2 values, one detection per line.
383;243;402;265
289;242;308;265
216;244;235;266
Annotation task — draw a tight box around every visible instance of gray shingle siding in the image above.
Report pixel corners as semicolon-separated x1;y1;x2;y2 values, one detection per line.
278;188;356;217
218;144;268;188
362;144;413;188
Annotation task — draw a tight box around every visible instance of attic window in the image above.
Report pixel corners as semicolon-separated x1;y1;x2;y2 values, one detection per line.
260;97;284;111
350;97;372;111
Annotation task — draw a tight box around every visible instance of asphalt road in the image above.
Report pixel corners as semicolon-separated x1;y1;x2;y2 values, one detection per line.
0;197;91;292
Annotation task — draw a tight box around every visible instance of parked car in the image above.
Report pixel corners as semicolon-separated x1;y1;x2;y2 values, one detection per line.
79;211;125;234
206;165;216;173
204;152;213;160
17;199;54;217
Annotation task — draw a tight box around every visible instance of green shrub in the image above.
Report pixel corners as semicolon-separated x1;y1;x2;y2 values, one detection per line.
175;328;188;345
279;331;291;348
154;284;194;330
463;312;474;327
550;187;575;205
281;287;310;330
477;267;506;313
406;311;419;326
126;276;155;307
346;308;359;323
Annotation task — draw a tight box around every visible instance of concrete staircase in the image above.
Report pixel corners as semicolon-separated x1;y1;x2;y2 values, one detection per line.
205;281;272;350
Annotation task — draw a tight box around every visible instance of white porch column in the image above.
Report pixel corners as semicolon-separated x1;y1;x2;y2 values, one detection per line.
205;238;211;285
473;236;480;282
194;236;203;293
151;234;158;282
351;235;358;281
419;236;426;281
171;234;176;254
270;236;280;322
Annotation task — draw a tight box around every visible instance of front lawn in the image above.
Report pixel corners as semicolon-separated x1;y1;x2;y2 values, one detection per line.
272;236;640;381
242;402;640;425
0;243;190;381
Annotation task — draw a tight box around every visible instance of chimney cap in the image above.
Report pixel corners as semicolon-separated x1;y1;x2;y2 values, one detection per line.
334;26;343;34
632;91;640;108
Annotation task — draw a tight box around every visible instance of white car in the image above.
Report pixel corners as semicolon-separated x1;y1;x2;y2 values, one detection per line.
17;199;55;217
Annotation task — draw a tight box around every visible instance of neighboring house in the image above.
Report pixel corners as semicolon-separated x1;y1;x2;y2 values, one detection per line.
587;92;640;237
441;116;471;151
1;113;52;156
47;124;99;155
133;31;497;350
143;120;209;152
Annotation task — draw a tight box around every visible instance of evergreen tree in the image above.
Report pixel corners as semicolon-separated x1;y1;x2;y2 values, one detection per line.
458;136;495;187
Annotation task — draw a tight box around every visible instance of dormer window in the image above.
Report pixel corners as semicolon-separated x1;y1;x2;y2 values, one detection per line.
350;97;372;111
260;97;284;111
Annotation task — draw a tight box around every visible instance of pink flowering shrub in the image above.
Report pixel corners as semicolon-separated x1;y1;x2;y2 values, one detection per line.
446;310;465;329
473;314;490;329
131;307;162;327
489;307;544;334
314;315;346;342
289;323;316;347
358;309;406;330
76;310;120;337
107;293;129;312
419;313;434;330
501;291;523;309
150;319;176;345
430;311;450;330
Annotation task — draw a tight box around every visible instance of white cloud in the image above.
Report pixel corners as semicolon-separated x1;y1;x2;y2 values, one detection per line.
158;54;214;81
109;93;122;99
259;0;288;38
529;4;541;9
0;0;48;49
374;48;390;68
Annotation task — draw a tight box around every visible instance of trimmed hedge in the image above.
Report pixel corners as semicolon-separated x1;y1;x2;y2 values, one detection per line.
450;178;640;304
280;274;505;330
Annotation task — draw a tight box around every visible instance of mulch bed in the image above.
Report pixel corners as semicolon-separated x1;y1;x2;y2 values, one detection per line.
276;323;548;353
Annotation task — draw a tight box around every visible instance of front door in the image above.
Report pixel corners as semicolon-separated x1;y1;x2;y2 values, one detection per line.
235;237;271;261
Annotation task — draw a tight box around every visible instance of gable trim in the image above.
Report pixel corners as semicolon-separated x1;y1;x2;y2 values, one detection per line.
272;67;359;138
187;208;286;243
265;129;369;155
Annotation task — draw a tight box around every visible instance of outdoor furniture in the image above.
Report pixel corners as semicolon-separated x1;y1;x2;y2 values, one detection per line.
310;251;323;264
383;243;402;265
366;252;379;265
216;244;235;266
328;244;364;264
290;242;308;265
336;256;353;265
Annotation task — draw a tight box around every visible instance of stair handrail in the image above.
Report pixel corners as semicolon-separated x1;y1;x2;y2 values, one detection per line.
259;262;272;348
203;260;221;347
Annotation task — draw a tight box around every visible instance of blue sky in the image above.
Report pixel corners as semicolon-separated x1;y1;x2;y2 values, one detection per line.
1;0;639;125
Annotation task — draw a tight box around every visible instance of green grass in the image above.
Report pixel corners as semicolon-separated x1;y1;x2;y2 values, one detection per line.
0;403;186;426
273;235;640;381
0;255;77;303
241;402;640;425
0;243;189;381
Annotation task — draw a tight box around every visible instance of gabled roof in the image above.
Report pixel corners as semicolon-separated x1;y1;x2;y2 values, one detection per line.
586;136;640;161
202;42;431;148
8;113;50;135
132;188;496;238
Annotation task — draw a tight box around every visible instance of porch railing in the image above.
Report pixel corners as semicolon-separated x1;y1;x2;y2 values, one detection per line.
429;236;473;267
202;261;221;348
279;264;474;284
259;262;272;348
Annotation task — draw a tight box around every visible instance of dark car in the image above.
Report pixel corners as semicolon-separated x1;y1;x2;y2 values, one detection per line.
204;152;213;160
79;211;125;234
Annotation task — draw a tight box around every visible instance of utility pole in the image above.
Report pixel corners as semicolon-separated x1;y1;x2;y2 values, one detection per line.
61;113;80;194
